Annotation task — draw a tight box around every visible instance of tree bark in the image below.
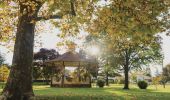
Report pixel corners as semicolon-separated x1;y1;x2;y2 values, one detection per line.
1;1;42;100
123;64;129;89
123;50;129;90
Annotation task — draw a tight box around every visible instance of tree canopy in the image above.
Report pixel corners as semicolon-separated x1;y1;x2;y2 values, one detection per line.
85;0;169;89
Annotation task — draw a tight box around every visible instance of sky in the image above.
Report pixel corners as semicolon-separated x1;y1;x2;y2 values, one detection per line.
161;33;170;66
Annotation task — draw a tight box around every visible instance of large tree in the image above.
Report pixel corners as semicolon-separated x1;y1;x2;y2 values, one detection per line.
0;0;98;100
111;35;162;89
87;0;169;89
86;32;162;89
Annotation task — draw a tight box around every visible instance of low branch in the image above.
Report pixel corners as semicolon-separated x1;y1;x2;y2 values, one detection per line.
35;0;76;21
70;0;76;16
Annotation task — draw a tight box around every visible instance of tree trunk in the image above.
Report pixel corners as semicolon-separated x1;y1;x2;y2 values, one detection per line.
123;64;129;89
89;75;92;87
163;83;166;88
105;72;109;86
1;2;42;100
123;50;129;90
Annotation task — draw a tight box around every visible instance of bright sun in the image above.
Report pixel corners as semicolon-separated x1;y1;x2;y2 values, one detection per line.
87;46;99;56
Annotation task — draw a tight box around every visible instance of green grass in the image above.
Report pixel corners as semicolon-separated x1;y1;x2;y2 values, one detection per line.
33;84;170;100
1;83;170;100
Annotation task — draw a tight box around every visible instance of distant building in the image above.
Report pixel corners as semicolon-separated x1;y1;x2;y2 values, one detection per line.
130;68;152;83
136;74;152;83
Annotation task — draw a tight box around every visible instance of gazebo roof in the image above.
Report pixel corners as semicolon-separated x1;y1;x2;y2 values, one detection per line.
46;51;94;63
55;51;85;62
46;51;87;62
45;51;97;66
46;51;98;67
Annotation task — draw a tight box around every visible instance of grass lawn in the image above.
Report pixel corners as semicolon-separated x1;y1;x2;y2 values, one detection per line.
1;83;170;100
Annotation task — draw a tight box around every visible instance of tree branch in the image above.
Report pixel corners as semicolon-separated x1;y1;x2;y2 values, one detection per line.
35;0;76;21
70;0;76;16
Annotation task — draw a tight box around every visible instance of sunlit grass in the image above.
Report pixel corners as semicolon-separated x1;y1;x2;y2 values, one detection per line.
33;83;170;100
1;82;170;100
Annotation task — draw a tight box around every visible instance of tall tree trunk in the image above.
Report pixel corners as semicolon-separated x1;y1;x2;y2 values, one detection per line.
123;49;129;90
105;72;109;86
1;1;42;100
123;64;129;89
163;83;166;88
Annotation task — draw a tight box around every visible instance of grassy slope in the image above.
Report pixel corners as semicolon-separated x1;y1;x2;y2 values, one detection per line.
1;83;170;100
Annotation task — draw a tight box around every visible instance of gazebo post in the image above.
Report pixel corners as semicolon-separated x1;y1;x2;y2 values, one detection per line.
61;61;65;87
50;63;55;87
50;67;53;87
89;74;92;87
88;63;92;87
78;61;81;82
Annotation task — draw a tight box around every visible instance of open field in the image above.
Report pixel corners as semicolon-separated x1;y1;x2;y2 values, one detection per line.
1;83;170;100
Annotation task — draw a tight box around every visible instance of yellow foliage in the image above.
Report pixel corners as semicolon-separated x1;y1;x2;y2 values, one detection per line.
0;65;10;82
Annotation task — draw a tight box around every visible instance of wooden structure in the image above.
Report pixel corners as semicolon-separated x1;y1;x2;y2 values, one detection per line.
46;51;97;88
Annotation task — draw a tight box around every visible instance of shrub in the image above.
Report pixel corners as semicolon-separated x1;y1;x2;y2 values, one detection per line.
97;79;105;88
137;81;148;89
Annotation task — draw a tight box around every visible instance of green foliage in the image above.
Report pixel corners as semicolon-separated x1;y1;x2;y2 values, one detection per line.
33;66;42;80
42;67;52;82
33;48;59;83
137;81;148;89
97;79;105;88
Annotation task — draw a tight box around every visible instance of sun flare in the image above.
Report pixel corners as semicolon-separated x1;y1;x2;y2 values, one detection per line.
87;46;99;56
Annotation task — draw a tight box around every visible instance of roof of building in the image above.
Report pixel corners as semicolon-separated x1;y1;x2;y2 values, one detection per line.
45;51;97;66
46;51;87;62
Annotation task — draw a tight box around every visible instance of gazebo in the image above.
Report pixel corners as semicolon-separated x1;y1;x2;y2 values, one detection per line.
45;44;97;87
